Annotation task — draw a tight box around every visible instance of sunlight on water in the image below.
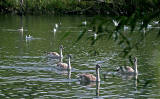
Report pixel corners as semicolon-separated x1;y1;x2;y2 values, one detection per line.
0;15;160;98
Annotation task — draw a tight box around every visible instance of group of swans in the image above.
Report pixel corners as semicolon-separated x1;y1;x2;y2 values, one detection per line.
47;45;138;83
47;45;72;70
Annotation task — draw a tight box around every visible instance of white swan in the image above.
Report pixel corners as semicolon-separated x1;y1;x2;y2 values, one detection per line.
113;20;119;26
124;25;129;31
25;35;32;40
82;20;87;25
147;24;152;29
153;21;159;24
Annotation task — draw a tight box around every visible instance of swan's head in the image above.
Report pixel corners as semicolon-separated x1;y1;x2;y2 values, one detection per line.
96;64;101;69
134;57;137;63
67;54;72;59
60;45;63;49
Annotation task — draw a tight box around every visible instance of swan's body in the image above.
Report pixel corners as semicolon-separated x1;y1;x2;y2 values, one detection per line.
117;57;138;75
57;55;71;70
48;52;60;58
79;64;101;82
79;74;96;82
57;63;68;69
48;45;63;59
125;66;134;72
117;66;134;74
153;21;159;24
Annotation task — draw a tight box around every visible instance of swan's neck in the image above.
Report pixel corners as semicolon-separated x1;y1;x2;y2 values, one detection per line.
134;60;138;74
59;57;63;62
96;68;100;82
60;48;63;58
67;57;71;70
120;66;125;73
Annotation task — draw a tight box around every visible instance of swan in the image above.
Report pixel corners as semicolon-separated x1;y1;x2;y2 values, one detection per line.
82;21;87;25
153;21;159;24
55;24;58;28
147;24;152;29
78;64;101;82
57;54;71;70
48;45;63;59
25;35;32;40
117;57;138;75
113;20;119;26
124;25;129;31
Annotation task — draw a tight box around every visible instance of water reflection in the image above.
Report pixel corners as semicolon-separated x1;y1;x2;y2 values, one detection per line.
17;16;24;56
18;15;23;32
135;74;138;88
96;81;100;97
67;70;71;79
0;15;160;98
78;81;101;97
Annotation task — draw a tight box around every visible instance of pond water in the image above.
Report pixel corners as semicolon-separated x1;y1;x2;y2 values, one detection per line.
0;15;160;98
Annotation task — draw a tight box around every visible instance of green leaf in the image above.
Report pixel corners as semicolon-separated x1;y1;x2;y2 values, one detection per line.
61;31;71;40
76;29;87;42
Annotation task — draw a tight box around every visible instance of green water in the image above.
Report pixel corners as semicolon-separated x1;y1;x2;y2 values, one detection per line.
0;15;160;98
